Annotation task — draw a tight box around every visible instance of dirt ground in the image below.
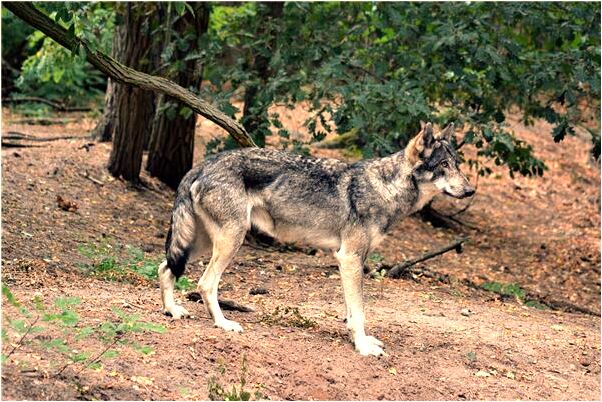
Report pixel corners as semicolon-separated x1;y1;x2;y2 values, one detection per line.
1;106;600;400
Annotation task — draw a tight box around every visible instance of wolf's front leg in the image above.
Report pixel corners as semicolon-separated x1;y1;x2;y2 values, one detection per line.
335;244;385;357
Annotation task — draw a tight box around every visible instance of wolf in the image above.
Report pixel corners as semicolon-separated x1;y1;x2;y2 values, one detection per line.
157;122;474;356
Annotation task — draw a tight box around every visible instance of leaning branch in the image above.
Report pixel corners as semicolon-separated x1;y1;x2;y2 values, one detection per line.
4;2;257;148
385;238;467;278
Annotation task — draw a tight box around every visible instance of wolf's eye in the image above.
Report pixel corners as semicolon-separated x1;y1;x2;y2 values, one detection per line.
441;161;449;168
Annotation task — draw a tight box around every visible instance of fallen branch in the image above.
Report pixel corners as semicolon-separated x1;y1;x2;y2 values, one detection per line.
4;2;256;148
4;131;82;142
385;238;468;279
5;96;91;112
7;117;77;125
1;142;45;148
526;294;600;316
186;292;255;312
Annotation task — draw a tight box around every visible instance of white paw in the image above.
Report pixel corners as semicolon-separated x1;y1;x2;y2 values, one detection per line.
365;335;384;347
163;304;190;320
355;336;386;357
215;319;243;333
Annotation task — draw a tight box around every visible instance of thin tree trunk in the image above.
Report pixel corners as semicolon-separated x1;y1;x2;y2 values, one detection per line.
106;3;155;182
91;78;115;142
146;3;210;189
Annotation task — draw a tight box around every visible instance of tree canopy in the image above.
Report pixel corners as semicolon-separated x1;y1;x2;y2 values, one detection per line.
3;1;600;179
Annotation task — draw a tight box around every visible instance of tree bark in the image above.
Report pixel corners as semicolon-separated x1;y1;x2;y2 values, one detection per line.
146;3;210;189
241;2;284;147
91;78;115;142
106;3;155;182
4;2;256;148
91;21;121;143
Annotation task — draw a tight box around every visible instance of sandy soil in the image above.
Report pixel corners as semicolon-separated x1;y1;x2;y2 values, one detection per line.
1;106;600;400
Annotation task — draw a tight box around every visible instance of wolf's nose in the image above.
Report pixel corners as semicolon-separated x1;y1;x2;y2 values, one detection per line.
464;187;476;197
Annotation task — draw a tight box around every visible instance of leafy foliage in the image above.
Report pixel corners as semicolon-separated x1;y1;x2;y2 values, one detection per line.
1;285;166;375
9;2;114;105
205;2;600;174
480;281;548;310
207;356;264;401
77;238;194;291
3;2;599;176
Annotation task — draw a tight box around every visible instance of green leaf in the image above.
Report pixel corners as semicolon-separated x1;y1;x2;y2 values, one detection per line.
54;297;81;310
8;319;28;334
75;326;95;340
52;67;65;83
32;295;45;311
41;338;70;354
136;345;154;355
70;352;90;363
174;2;186;16
135;322;167;334
179;106;193;120
2;284;19;307
101;349;119;359
58;310;79;326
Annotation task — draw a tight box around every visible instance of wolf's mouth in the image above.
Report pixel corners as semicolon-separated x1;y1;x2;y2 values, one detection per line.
444;189;475;199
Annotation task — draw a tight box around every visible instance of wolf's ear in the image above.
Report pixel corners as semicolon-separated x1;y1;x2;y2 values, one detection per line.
405;122;434;165
435;123;454;141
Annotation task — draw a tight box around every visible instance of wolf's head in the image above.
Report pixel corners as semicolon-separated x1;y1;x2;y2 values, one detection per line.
405;122;475;200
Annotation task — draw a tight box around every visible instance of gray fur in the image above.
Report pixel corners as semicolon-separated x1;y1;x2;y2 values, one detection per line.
160;123;474;356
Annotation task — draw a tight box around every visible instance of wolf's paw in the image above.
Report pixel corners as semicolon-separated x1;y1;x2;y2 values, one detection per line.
365;335;384;347
163;304;190;320
215;319;243;333
355;336;386;357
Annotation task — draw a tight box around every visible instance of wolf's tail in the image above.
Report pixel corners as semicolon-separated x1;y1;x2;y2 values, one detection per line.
165;191;196;279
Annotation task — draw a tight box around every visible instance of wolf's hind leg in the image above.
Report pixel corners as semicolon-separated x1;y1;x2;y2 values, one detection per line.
159;261;190;319
197;227;245;332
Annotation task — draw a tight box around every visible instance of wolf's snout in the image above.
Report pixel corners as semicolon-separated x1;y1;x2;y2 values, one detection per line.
461;187;475;198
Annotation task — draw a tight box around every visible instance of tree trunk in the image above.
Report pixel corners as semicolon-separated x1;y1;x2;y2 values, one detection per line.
146;3;210;189
106;3;155;183
91;78;115;142
241;2;284;147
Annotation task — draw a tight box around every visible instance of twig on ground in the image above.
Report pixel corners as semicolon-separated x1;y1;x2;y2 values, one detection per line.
5;315;40;360
384;238;468;279
54;334;122;378
81;171;105;186
186;292;255;312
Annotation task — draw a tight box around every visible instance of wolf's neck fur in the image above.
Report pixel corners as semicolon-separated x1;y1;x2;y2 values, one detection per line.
360;151;416;204
360;150;434;214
